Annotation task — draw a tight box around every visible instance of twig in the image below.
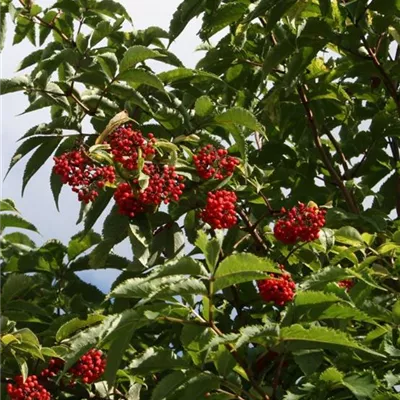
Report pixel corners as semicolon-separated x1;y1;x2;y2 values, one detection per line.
297;84;359;214
237;207;269;251
272;355;285;400
70;92;93;115
322;125;350;176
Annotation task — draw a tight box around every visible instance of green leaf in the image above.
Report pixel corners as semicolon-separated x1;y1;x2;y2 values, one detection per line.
110;275;208;299
195;230;221;273
68;231;101;261
150;257;209;278
202;3;247;38
214;107;265;136
169;0;205;42
213;253;280;292
6;136;49;177
118;69;165;92
301;266;353;290
281;325;385;358
0;75;30;96
393;299;400;324
91;20;113;47
335;226;365;246
1;274;34;303
97;53;118;79
83;188;114;233
342;373;378;399
22;137;62;195
69;254;130;272
151;371;189;400
94;0;132;22
17;49;43;71
0;214;39;234
56;315;106;342
120;46;162;72
263;38;295;77
0;4;7;52
214;345;236;377
0;199;19;213
195;95;214;117
129;347;188;373
294;291;344;306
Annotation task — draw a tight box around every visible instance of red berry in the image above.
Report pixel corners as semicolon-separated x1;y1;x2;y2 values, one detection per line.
273;202;326;244
257;269;295;306
338;279;355;291
68;349;106;384
114;164;185;218
40;358;65;379
106;125;156;171
53;150;115;203
193;145;239;180
199;190;237;229
7;375;51;400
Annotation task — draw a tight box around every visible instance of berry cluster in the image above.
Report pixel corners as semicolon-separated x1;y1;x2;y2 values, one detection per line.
338;279;355;291
53;150;115;203
200;190;237;229
40;358;64;379
114;165;185;218
257;272;296;306
193;145;239;180
106;125;156;170
273;203;326;244
68;349;106;384
7;375;51;400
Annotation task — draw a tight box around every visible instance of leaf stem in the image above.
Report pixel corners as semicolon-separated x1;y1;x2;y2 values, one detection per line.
237;207;269;251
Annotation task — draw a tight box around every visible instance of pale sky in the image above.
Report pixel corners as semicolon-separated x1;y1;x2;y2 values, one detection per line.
1;1;204;291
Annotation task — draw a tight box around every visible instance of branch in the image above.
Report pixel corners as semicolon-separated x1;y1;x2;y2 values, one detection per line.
237;207;269;251
272;355;285;400
322;125;350;176
359;34;400;217
296;84;359;214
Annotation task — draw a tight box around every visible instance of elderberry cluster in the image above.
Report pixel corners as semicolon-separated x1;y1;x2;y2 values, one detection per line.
257;271;296;306
68;349;106;384
114;164;185;218
193;145;239;180
40;358;64;379
106;126;156;170
273;203;326;244
338;279;355;291
200;190;238;229
53;150;116;203
7;375;51;400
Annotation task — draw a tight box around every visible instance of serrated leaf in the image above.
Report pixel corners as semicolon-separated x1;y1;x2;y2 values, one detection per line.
0;214;39;234
214;107;265;136
1;274;34;303
150;257;209;279
195;230;220;273
0;199;19;213
83;188;114;233
336;226;365;246
110;275;208;299
281;325;385;358
56;315;106;342
129;348;188;373
169;0;205;42
22;137;63;195
0;75;30;95
120;46;162;72
97;52;118;79
213;253;280;292
151;371;189;400
67;230;102;261
195;95;214;117
118;69;165;92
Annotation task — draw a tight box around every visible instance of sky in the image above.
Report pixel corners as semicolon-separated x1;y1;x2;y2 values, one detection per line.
1;0;204;291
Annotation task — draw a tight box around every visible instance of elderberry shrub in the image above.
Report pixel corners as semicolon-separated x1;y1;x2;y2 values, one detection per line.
273;202;326;244
193;144;240;180
7;375;51;400
199;190;238;229
53;149;115;203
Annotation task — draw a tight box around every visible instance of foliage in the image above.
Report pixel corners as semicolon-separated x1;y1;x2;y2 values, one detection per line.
1;0;400;399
